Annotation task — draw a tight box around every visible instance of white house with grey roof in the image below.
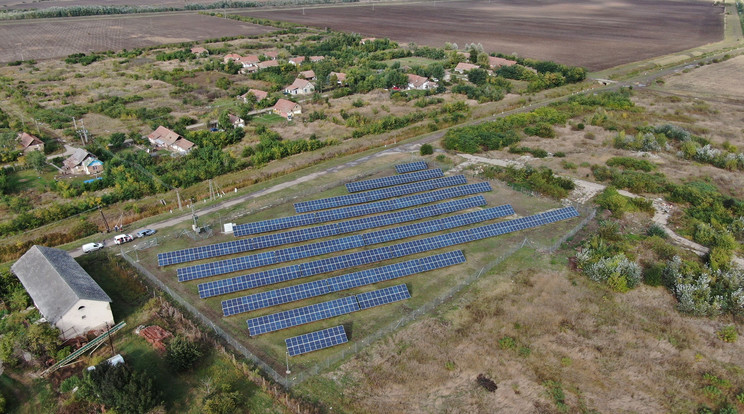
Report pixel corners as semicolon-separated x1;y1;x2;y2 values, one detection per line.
11;245;114;340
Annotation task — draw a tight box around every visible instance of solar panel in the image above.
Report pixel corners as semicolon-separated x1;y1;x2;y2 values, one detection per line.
220;250;465;314
201;207;578;298
286;325;348;357
395;161;428;174
246;296;359;336
233;182;492;237
181;204;511;282
346;169;443;193
294;175;468;213
355;284;411;310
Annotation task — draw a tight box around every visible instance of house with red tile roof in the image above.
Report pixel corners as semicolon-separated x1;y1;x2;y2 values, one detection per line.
17;132;44;154
488;56;517;68
454;62;480;73
241;89;268;103
284;78;315;95
299;70;316;80
263;50;279;60
407;74;437;90
309;56;324;62
330;71;347;84
147;126;195;154
288;56;306;65
272;99;301;120
223;53;241;63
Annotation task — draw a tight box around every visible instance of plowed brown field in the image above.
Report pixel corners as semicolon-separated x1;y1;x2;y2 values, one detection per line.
244;0;723;70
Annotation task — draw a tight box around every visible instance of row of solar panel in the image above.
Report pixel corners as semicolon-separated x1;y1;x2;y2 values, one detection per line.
294;175;467;213
345;168;442;193
177;204;513;282
395;161;428;174
247;284;411;336
221;250;465;315
157;196;486;267
286;325;348;357
196;207;579;299
231;182;492;237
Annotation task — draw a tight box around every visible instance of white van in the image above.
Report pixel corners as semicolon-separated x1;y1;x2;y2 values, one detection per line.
114;234;133;245
82;242;104;253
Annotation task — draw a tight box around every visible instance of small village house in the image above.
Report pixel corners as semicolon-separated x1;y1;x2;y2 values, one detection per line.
11;245;114;340
241;89;268;103
228;114;245;128
288;56;306;65
299;70;316;80
17;132;44;154
330;71;347;85
407;74;437;90
63;148;103;175
284;78;315;95
488;56;517;68
272;99;302;120
454;62;480;74
147;125;195;154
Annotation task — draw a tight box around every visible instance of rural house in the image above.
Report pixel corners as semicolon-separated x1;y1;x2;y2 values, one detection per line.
288;56;306;65
488;56;517;68
454;62;480;74
263;50;279;60
223;53;241;63
11;245;114;340
273;99;302;120
147;125;195;154
284;78;315;95
241;89;268;103
256;60;279;70
17;132;44;154
191;47;208;55
407;74;437;90
237;55;260;68
330;71;347;84
299;70;316;80
63;148;103;175
229;114;245;128
309;56;325;62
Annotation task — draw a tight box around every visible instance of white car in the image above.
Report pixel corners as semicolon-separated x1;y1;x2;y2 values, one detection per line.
114;234;134;245
82;242;104;253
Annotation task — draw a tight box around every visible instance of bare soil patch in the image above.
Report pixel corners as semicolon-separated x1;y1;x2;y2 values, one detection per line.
0;13;275;62
243;0;723;71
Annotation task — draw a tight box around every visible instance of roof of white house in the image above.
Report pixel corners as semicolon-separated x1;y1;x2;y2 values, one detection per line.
18;132;43;148
488;56;517;67
273;99;300;116
148;126;182;146
11;245;111;324
455;62;480;72
299;70;315;79
287;78;313;90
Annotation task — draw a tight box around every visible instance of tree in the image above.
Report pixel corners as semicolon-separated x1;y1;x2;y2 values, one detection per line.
218;111;232;130
420;143;434;155
108;132;126;149
215;77;231;90
80;363;161;414
166;335;202;372
203;385;242;414
467;68;488;86
26;149;47;172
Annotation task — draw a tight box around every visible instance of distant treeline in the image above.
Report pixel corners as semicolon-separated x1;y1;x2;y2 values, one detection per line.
0;0;358;20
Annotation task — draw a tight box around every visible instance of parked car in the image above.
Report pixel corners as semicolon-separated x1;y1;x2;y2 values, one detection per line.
136;229;156;238
82;242;104;253
114;234;134;245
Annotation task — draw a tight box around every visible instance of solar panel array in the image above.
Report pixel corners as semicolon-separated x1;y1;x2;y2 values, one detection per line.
286;325;348;357
294;175;467;213
158;196;486;267
346;169;443;193
232;182;492;237
179;204;513;282
246;284;411;336
221;250;464;315
395;161;427;174
198;207;578;298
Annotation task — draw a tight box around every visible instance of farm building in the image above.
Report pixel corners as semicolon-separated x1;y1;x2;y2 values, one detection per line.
407;74;437;90
223;53;241;63
299;70;316;80
191;47;208;55
263;50;279;60
330;71;347;84
17;132;44;154
273;99;302;120
288;56;306;65
11;245;114;340
284;78;315;95
229;114;245;128
241;89;268;103
147;126;195;154
237;55;260;68
454;62;480;73
63;148;103;175
488;56;517;68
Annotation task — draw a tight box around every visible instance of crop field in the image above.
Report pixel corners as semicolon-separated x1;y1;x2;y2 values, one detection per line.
0;12;276;63
243;0;724;70
0;0;214;10
133;152;582;376
660;55;744;101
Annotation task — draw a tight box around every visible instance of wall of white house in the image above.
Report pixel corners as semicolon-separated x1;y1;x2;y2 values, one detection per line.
55;299;114;340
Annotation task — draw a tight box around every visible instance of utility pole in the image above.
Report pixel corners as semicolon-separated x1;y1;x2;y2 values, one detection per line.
99;206;110;233
105;322;116;355
176;189;183;210
209;180;215;201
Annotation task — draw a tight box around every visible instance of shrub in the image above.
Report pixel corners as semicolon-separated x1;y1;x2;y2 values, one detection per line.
580;252;642;292
646;224;668;238
644;263;666;287
498;336;517;350
606;156;657;172
716;325;738;343
420;143;434;155
166;336;202;372
553;151;566;157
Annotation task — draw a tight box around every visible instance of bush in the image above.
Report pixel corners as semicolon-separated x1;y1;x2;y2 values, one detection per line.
644;263;666;287
646;224;668;238
578;251;642;292
606;156;657;172
166;336;202;372
420;143;434;155
717;325;738;343
79;363;161;414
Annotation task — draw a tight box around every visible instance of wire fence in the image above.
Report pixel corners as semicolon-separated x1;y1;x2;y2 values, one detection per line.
122;202;596;390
